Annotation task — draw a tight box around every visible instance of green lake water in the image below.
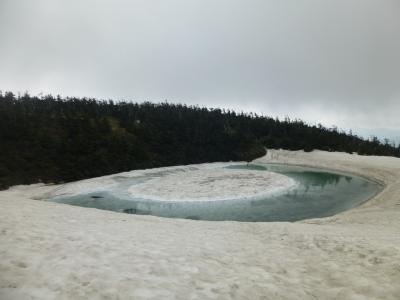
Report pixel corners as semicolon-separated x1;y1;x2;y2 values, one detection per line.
49;164;382;222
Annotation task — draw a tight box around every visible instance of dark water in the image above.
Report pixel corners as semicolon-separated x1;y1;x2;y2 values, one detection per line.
49;164;382;222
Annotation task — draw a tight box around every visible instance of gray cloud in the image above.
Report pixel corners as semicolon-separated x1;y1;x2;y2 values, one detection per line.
1;0;400;133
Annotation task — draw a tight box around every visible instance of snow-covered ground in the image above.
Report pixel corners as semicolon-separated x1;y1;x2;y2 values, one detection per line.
1;150;400;299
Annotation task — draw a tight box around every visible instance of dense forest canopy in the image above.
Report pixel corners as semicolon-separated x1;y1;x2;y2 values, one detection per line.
0;91;399;189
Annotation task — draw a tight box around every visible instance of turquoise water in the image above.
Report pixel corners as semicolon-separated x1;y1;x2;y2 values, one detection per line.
49;164;382;222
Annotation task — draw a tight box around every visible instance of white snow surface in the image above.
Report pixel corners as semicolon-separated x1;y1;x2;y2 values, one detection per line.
128;168;296;202
1;150;400;300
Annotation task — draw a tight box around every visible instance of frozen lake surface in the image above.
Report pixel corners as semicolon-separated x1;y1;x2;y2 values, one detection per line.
47;163;382;222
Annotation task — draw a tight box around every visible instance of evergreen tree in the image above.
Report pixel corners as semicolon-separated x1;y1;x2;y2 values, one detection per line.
0;92;397;189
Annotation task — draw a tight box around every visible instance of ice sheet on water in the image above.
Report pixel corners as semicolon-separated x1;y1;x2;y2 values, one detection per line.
128;168;296;202
46;162;296;202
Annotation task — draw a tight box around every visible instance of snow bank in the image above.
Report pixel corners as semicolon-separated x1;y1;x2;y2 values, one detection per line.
1;150;400;299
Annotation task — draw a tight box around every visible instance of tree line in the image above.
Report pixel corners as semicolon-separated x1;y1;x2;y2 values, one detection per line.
0;91;398;189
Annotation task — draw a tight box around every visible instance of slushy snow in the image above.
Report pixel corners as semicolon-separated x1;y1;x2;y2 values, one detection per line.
128;168;296;201
45;163;295;202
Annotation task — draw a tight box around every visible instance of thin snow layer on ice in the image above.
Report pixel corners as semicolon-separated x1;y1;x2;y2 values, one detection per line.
44;162;297;202
1;151;400;299
46;177;118;198
128;168;296;201
44;162;242;199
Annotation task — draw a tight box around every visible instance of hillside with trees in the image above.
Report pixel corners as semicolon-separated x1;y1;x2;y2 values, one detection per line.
0;91;398;189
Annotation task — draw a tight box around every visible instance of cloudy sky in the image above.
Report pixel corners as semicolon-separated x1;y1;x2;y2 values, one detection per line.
1;0;400;140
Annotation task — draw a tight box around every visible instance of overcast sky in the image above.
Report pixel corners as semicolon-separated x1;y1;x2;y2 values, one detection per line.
1;0;400;139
